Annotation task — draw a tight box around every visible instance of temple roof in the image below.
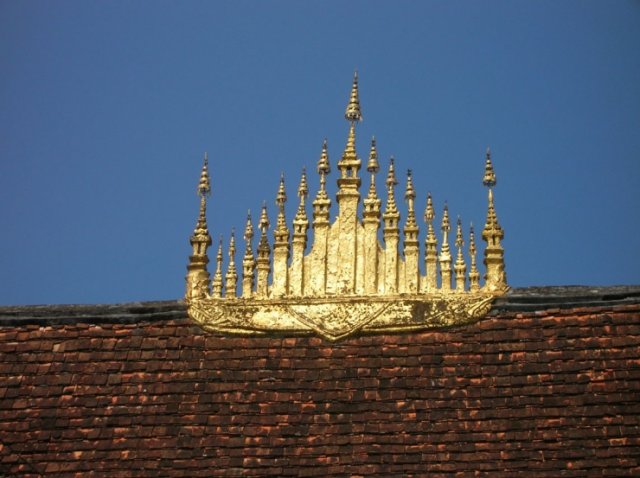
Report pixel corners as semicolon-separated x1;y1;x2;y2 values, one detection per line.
1;286;639;476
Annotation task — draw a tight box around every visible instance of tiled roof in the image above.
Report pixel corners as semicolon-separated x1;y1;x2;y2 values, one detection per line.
1;287;639;477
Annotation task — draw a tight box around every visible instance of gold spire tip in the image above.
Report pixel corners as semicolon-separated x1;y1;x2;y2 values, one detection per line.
386;157;397;187
317;139;330;175
367;137;379;173
483;147;497;187
197;153;211;197
276;174;287;205
298;168;308;198
405;169;416;200
345;71;362;122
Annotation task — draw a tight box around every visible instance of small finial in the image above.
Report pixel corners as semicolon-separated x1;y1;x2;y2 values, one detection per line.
468;222;480;291
483;147;497;187
210;235;224;297
441;203;450;232
405;169;416;202
244;210;254;242
455;216;463;249
229;229;236;256
197;152;211;197
345;71;362;122
367;137;379;173
469;223;476;258
383;157;399;217
259;202;269;234
298;168;308;200
425;192;435;224
386;157;398;188
276;173;287;206
216;235;223;259
295;168;309;224
317;138;330;175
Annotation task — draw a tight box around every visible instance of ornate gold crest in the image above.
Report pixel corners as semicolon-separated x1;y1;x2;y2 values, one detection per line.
185;73;507;341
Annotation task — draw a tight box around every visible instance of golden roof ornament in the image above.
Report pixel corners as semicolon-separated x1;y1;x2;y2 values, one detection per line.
185;75;508;341
344;71;362;122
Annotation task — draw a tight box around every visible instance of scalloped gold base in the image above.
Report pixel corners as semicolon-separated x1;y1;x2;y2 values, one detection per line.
187;293;500;341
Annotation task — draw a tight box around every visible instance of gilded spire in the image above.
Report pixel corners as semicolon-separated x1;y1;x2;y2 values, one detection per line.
259;202;270;241
344;71;362;122
481;149;506;291
194;153;211;236
276;173;287;206
439;203;452;290
384;157;399;215
468;223;480;291
363;138;381;218
316;138;330;195
198;152;211;197
483;147;497;187
186;153;213;300
255;202;271;297
313;140;332;228
298;168;308;206
454;216;466;291
403;169;420;293
405;169;417;228
317;138;330;176
295;168;309;223
441;204;451;250
211;236;224;297
455;216;464;250
244;210;254;247
225;230;238;297
482;148;503;237
366;137;379;199
242;210;255;297
423;192;438;291
367;137;379;173
425;193;436;241
275;173;289;240
338;73;362;183
341;122;358;169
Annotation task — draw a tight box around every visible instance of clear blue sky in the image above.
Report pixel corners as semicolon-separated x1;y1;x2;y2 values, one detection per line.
1;1;639;305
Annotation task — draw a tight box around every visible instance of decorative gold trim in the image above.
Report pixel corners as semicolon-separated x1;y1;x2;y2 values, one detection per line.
187;293;497;342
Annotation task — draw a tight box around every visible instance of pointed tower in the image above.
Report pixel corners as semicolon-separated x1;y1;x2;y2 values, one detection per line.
334;72;363;294
468;223;480;292
309;139;331;296
439;204;452;291
454;217;467;292
383;158;400;293
290;169;309;296
271;174;290;296
225;231;238;297
481;148;507;291
211;237;224;297
256;203;271;298
242;211;255;298
423;193;438;291
403;170;420;293
362;137;382;294
186;153;213;300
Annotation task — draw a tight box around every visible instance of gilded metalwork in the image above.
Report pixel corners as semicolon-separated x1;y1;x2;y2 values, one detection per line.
185;74;508;341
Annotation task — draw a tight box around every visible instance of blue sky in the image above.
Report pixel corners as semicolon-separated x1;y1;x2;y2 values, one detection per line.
1;1;639;305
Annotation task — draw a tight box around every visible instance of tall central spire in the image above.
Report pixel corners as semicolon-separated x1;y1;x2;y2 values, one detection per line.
337;71;362;185
334;72;363;294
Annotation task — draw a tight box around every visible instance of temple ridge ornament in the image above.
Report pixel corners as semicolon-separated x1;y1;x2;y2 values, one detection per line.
185;73;508;341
